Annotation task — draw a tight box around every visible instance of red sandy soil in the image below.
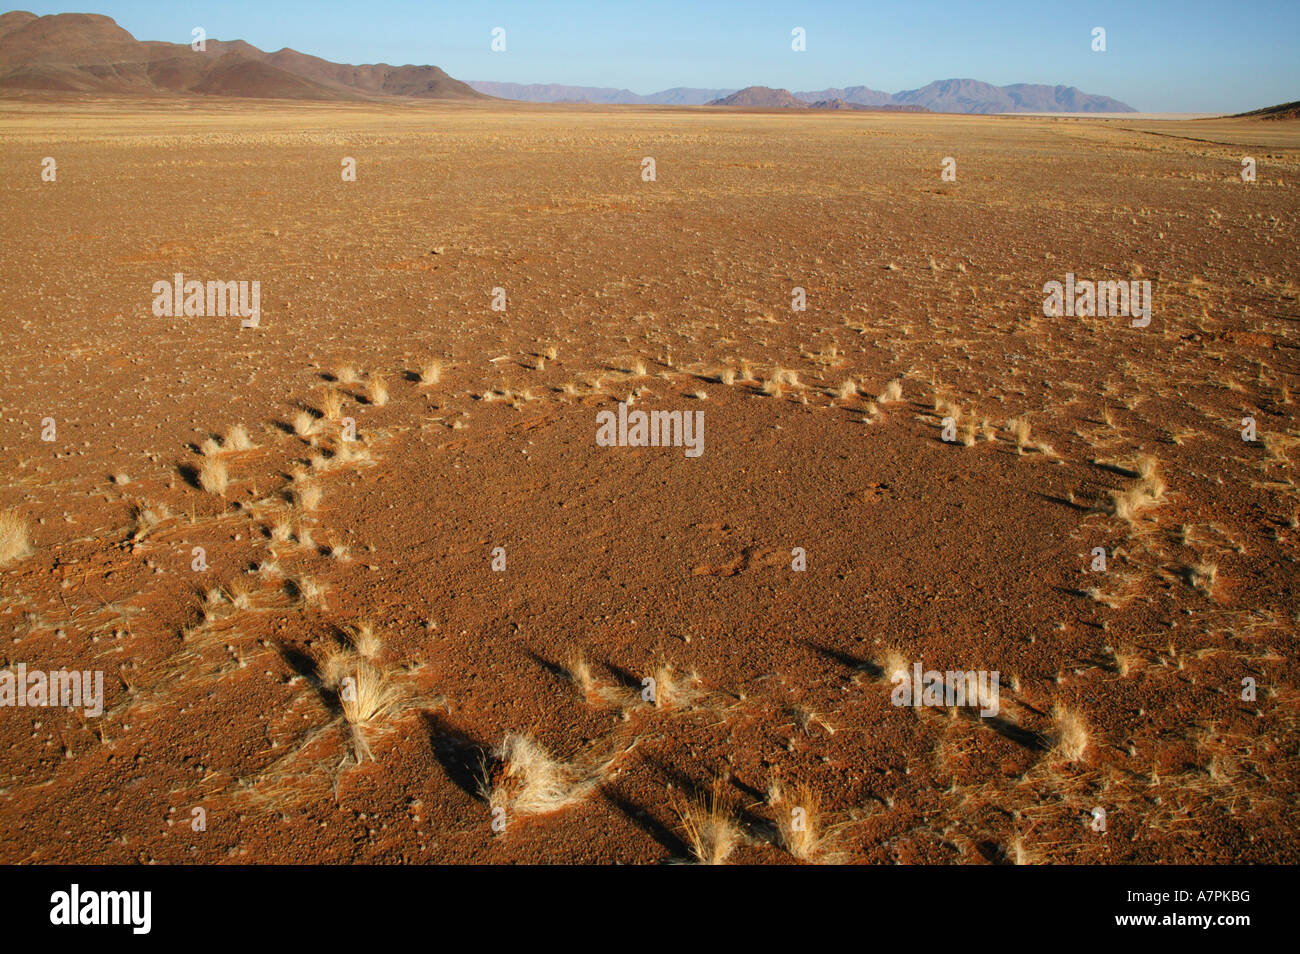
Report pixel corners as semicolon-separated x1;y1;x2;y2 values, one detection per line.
0;100;1297;863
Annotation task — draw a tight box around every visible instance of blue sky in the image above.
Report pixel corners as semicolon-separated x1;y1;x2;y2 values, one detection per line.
21;0;1300;111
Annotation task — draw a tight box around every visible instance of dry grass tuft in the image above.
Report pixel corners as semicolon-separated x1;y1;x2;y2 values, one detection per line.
367;373;389;407
481;732;605;818
292;574;328;608
651;663;701;709
674;775;740;865
292;410;318;439
775;782;839;862
1113;646;1140;676
1050;704;1089;762
294;483;322;512
419;360;442;386
1109;460;1166;523
878;645;909;682
224;424;255;451
130;503;169;541
1186;561;1218;596
321;388;344;421
348;621;382;659
565;651;597;699
1010;835;1036;864
269;511;292;543
198;457;228;495
1009;417;1032;454
878;379;904;403
0;510;33;566
319;647;399;761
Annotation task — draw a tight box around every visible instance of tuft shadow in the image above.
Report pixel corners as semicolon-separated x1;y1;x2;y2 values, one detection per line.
957;706;1046;751
602;790;689;859
522;648;568;681
803;640;881;678
422;711;492;801
1035;491;1093;512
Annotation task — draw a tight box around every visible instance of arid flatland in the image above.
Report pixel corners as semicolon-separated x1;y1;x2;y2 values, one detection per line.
1;101;1297;863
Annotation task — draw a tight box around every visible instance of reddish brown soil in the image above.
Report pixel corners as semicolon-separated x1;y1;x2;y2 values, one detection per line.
1;100;1297;863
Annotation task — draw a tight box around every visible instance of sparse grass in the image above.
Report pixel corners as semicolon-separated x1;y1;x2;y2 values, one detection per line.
1109;459;1166;523
878;379;904;403
834;378;857;400
130;503;169;541
1010;835;1036;864
292;410;318;438
1009;417;1032;454
565;651;597;699
481;732;604;818
775;782;837;862
0;509;33;566
348;621;382;659
718;368;737;386
269;511;291;543
418;359;442;386
293;574;328;608
321;388;344;420
1113;646;1140;676
1186;561;1218;596
674;775;740;865
1050;704;1089;762
367;373;389;407
878;646;909;682
319;647;398;761
198;457;228;495
224;424;254;451
335;364;360;386
651;663;701;709
295;483;322;512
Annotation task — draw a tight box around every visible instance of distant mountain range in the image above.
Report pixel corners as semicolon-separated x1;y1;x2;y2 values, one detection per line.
466;81;733;106
0;11;487;100
0;10;1138;113
472;78;1136;113
709;87;929;111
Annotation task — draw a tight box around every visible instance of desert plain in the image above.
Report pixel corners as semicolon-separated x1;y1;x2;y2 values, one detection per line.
0;99;1297;863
